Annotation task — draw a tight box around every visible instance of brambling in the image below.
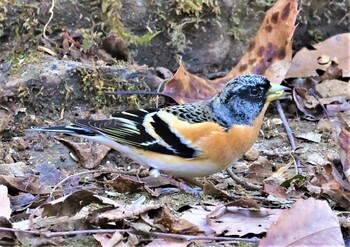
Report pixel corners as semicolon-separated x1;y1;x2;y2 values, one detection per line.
31;74;288;177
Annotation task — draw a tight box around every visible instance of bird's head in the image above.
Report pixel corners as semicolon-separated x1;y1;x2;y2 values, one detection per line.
209;74;288;127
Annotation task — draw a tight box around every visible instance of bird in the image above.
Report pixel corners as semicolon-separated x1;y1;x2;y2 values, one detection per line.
30;74;288;178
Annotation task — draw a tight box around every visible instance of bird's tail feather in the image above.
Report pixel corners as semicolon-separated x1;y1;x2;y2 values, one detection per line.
29;125;96;136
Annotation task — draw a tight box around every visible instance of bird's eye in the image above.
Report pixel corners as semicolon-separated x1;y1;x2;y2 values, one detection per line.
250;88;259;96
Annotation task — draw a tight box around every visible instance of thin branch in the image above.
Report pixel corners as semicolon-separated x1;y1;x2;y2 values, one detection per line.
276;100;302;174
0;227;259;243
226;167;262;191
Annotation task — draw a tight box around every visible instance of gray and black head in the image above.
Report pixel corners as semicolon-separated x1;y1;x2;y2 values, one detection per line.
208;74;272;128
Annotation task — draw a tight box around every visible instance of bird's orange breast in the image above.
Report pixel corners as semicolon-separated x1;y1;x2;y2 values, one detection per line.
162;104;268;167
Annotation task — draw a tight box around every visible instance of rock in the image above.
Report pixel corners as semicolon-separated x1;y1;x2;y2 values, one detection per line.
244;147;260;161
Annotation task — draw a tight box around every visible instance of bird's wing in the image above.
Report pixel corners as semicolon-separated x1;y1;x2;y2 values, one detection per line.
73;109;202;158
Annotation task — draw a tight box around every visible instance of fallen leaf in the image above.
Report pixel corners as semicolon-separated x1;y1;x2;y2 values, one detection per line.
54;137;111;169
316;79;350;99
259;198;344;246
0;162;32;176
94;232;126;247
154;206;200;234
339;128;350;183
295;132;322;143
89;202;160;224
0;110;12;132
0;217;16;244
162;62;219;104
306;153;330;166
0;175;52;195
215;0;297;84
146;238;191;247
0;185;11;219
286;33;350;78
15;232;64;247
207;205;283;237
42;190;105;217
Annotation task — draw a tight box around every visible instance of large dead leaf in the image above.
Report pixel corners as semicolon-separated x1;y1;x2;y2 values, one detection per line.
181;205;282;237
162;62;219;104
41;190;118;217
0;185;11;219
286;33;350;78
216;0;297;84
259;198;344;246
163;0;298;103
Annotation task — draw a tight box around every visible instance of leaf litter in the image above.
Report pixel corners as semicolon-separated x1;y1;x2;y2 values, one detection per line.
0;0;349;246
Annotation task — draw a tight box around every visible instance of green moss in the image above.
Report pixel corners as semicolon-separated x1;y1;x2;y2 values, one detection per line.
98;0;160;46
153;1;221;53
9;51;44;78
174;0;221;16
228;7;251;41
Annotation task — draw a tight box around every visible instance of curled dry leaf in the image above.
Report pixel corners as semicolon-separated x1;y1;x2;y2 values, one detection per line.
259;198;344;247
162;62;219;104
286;33;350;78
42;190;106;217
155;206;200;234
0;217;16;244
162;0;298;103
54;137;111;169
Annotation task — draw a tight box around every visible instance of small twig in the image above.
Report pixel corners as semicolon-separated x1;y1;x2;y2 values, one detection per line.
49;168;121;199
309;91;338;143
0;227;259;243
156;78;169;108
226;167;262;191
42;0;55;40
276;100;302;174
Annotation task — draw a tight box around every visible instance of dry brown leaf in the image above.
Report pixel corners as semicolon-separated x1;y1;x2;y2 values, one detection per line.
0;217;16;243
105;175;145;194
42;190;106;217
259;198;344;246
181;205;282;237
89;203;160;224
162;0;298;103
0;175;52;195
207;206;283;237
162;62;219;104
287;33;350;78
154;206;200;234
15;232;65;246
0;162;32;177
54;137;111;169
215;0;297;84
308;164;341;190
0;185;11;219
146;239;192;247
94;232;126;247
0;110;12;133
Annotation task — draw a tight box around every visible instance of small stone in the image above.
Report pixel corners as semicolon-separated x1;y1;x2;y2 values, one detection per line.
244;147;260;161
316;118;332;132
4;154;14;164
16;138;27;151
